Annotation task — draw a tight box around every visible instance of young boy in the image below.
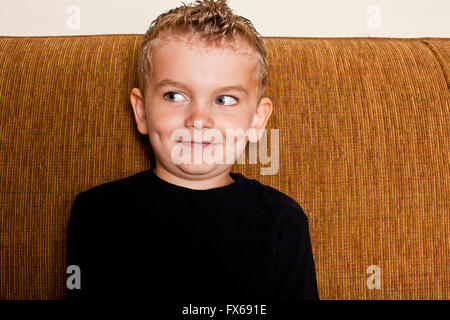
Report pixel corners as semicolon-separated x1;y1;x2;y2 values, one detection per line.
66;0;319;304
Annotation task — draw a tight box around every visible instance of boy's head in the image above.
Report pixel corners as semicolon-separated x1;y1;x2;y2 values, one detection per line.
137;0;268;104
130;0;273;189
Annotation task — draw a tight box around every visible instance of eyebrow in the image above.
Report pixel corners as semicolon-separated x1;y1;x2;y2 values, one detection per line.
155;79;248;95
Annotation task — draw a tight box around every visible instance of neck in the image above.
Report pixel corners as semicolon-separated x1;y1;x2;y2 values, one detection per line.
153;166;235;190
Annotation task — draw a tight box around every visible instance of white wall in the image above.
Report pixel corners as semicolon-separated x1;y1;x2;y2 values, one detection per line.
0;0;449;37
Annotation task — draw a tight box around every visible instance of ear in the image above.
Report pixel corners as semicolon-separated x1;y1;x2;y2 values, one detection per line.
130;88;148;135
248;97;273;143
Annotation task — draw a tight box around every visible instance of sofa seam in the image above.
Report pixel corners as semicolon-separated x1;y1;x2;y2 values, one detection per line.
420;39;450;92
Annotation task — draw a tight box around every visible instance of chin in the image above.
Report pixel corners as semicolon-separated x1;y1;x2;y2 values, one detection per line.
176;163;221;176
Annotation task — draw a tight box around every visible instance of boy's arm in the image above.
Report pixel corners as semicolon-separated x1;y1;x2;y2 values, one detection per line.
66;193;93;301
272;205;319;300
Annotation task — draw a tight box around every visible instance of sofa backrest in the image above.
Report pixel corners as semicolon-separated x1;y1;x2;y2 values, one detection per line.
0;35;449;299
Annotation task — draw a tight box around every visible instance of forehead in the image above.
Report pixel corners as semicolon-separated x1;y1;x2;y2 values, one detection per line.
150;32;257;88
155;31;255;58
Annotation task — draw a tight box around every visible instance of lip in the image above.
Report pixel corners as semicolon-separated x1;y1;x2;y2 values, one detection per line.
180;141;217;148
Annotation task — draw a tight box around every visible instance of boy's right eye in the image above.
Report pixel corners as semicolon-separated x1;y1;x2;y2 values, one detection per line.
164;92;185;102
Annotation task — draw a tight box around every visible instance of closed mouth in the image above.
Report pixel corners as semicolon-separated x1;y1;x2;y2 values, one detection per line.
178;138;218;144
181;141;215;145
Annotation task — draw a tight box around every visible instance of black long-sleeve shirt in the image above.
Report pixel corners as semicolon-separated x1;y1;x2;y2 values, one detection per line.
66;168;319;304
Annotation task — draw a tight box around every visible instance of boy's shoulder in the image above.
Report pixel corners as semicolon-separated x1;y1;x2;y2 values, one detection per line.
73;169;151;204
245;176;309;222
69;170;153;229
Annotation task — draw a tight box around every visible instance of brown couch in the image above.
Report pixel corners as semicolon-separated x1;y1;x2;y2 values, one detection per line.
0;35;449;300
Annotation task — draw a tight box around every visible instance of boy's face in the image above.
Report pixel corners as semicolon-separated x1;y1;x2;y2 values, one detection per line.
130;32;272;188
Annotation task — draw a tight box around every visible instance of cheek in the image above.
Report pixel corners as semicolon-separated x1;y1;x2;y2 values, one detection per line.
147;107;182;137
220;113;253;134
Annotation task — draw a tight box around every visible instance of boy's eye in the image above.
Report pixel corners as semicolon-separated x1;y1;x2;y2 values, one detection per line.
216;95;238;106
164;92;185;102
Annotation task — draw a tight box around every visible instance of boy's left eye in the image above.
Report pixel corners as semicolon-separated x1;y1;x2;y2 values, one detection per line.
215;95;238;106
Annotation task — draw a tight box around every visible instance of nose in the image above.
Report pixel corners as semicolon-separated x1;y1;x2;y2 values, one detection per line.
184;101;214;129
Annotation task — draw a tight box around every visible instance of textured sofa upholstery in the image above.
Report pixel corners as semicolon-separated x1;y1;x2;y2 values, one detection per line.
0;35;448;300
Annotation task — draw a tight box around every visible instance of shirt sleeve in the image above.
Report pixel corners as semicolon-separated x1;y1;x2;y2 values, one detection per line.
272;204;320;300
66;193;93;302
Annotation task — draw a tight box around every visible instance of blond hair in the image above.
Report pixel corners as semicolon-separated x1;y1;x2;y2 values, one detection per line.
137;0;268;103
